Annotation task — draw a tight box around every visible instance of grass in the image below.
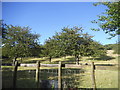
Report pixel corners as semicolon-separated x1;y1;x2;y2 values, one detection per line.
2;65;118;88
77;68;118;88
2;50;119;88
95;70;118;88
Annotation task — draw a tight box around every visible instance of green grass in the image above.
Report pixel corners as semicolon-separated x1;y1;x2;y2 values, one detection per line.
2;65;118;88
95;70;118;88
77;69;118;88
2;50;119;88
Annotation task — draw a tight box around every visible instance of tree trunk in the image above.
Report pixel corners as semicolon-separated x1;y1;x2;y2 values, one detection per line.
21;57;22;63
49;56;52;62
13;57;17;66
75;55;79;65
77;56;79;64
64;56;66;60
77;56;79;65
75;55;76;64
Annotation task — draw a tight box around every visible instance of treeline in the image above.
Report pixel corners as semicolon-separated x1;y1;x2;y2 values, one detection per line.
42;27;106;63
1;2;119;64
104;43;120;54
1;22;107;64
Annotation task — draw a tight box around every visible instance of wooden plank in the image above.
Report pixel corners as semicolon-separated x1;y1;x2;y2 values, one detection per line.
91;62;96;90
17;63;114;68
19;63;118;71
20;63;59;67
58;61;62;90
20;63;88;67
65;64;85;68
13;61;18;89
20;63;37;67
36;61;40;88
41;64;59;67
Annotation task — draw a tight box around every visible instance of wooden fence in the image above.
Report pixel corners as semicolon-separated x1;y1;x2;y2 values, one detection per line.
12;61;96;90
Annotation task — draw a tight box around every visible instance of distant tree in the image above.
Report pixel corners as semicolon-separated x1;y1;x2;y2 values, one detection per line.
91;2;120;38
2;24;40;64
87;41;106;59
113;44;120;54
104;43;120;54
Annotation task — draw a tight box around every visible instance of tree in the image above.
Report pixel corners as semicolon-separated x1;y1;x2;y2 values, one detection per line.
2;24;40;64
44;26;106;64
29;44;42;58
91;2;120;38
86;41;106;59
43;38;58;62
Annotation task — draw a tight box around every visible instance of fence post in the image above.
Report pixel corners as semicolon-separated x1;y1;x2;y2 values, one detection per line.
13;61;18;88
36;61;40;88
58;61;62;90
91;62;96;90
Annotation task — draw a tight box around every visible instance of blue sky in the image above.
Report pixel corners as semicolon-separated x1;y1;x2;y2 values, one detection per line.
2;2;118;45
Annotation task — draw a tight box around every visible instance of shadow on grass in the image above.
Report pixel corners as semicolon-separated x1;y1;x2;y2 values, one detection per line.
87;55;115;61
2;68;13;88
2;66;86;88
2;58;13;64
22;58;51;63
62;68;85;88
52;57;76;64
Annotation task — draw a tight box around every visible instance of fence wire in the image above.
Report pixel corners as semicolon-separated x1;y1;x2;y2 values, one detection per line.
2;66;13;88
2;65;92;89
40;69;58;88
17;69;36;88
39;67;92;89
62;68;86;88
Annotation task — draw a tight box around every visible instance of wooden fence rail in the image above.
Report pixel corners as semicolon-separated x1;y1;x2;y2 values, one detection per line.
20;63;88;68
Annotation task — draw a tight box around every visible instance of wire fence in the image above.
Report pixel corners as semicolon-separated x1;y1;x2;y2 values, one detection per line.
2;67;13;88
38;67;91;89
2;61;96;89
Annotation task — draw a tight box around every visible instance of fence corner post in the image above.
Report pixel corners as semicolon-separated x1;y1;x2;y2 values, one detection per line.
91;62;96;90
58;61;62;90
13;61;18;89
36;61;40;88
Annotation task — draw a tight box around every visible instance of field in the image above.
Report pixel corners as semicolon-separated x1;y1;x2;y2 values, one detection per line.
2;50;118;89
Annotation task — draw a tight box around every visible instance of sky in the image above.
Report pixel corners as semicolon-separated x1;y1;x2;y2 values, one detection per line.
2;2;118;45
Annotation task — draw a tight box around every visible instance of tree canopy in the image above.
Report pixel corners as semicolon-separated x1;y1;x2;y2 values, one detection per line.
92;2;120;38
44;26;106;63
2;23;41;63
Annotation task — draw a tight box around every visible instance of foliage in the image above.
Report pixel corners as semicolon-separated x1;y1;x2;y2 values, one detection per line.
2;23;41;62
113;44;120;54
91;2;120;38
44;26;106;61
104;43;120;54
86;41;106;58
104;44;113;50
43;38;59;62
